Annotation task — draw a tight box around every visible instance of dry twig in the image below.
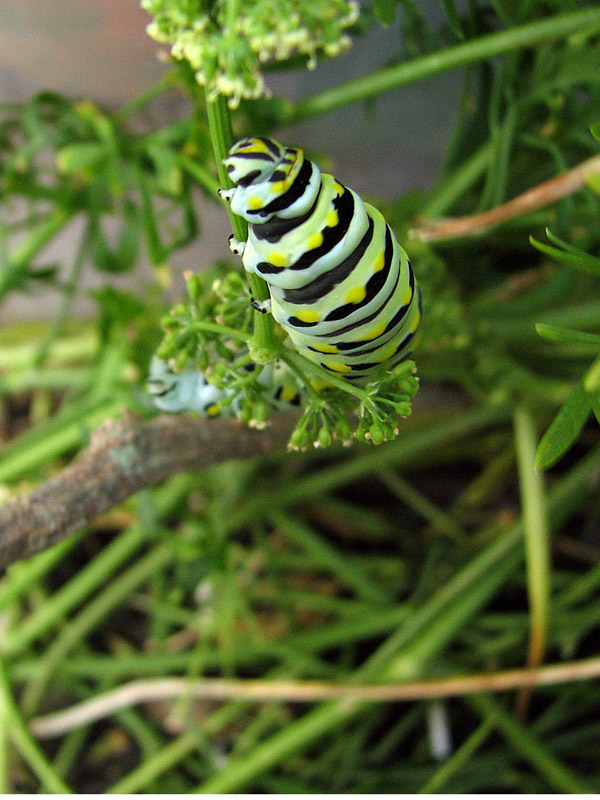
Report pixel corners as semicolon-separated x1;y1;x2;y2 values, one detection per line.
30;655;600;738
411;154;600;242
0;412;298;570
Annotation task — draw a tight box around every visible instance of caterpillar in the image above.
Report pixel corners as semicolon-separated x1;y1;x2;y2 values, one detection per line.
147;356;302;416
147;357;229;416
149;136;421;419
220;136;421;381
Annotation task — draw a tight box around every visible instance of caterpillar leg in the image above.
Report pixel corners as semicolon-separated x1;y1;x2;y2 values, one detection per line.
218;187;236;202
251;296;272;314
228;235;246;257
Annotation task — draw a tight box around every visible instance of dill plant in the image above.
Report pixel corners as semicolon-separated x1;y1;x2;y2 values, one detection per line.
1;0;600;794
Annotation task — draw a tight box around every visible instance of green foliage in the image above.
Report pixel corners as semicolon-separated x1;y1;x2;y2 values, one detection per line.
0;87;210;303
526;226;600;469
535;373;598;471
286;359;419;449
531;228;600;277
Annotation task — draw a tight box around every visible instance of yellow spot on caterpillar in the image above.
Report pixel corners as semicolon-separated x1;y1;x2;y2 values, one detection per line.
248;196;263;210
326;210;339;227
279;385;298;403
272;181;286;193
313;343;339;354
334;182;345;196
362;323;386;341
269;252;287;267
345;286;366;304
402;284;414;305
308;232;324;249
410;310;421;331
382;344;397;361
328;362;352;373
374;252;385;271
207;404;220;417
295;309;321;323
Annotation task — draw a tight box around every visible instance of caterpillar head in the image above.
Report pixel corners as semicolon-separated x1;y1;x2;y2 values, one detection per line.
224;137;288;187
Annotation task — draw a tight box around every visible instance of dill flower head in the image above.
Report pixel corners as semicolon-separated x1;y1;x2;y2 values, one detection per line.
142;0;359;107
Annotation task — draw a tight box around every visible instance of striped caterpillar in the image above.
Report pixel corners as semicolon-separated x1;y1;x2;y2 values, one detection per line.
149;137;421;422
220;136;421;381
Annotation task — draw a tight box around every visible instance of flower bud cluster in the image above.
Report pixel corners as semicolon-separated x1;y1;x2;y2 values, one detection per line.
157;268;250;371
142;0;359;107
288;394;354;451
354;362;419;445
155;269;420;450
286;360;419;450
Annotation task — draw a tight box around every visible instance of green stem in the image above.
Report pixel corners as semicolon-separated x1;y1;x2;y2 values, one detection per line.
420;142;492;218
204;93;277;355
0;327;97;371
0;398;121;484
189;320;250;341
282;8;600;123
0;533;83;614
109;702;250;793
513;406;550;670
0;660;71;793
2;525;147;657
269;510;390;605
33;223;90;368
281;349;365;400
0;367;90;395
380;469;467;542
108;732;199;794
53;726;91;780
176;153;221;198
114;73;176;123
21;543;174;717
278;351;321;401
7;209;72;269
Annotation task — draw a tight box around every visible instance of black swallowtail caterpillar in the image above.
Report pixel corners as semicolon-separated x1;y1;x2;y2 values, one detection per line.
222;136;421;380
149;136;421;415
